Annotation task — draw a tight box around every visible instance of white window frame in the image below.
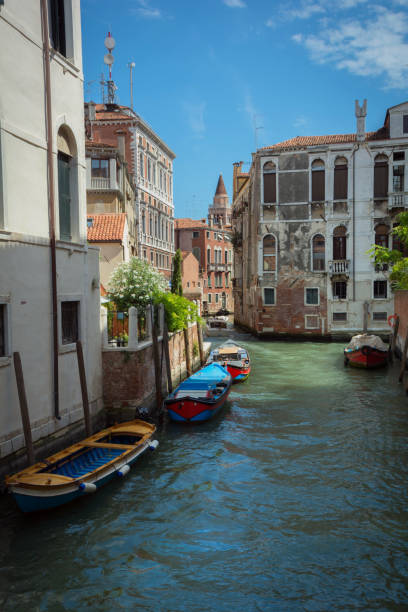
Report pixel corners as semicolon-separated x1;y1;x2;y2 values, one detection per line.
263;287;276;306
0;296;11;366
373;279;388;300
208;293;212;303
305;315;320;330
59;294;82;353
305;287;320;306
215;293;219;303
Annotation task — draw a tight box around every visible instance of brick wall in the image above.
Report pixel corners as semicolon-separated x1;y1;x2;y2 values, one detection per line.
102;324;205;419
395;290;408;357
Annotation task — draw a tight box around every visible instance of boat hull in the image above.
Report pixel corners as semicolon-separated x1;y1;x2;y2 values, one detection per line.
166;387;231;423
226;363;251;382
344;347;388;369
6;420;158;513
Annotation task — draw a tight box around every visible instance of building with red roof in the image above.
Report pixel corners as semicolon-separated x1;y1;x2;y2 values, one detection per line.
87;213;129;288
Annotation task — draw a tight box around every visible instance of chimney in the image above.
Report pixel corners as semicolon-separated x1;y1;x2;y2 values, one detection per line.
355;99;367;142
88;101;96;121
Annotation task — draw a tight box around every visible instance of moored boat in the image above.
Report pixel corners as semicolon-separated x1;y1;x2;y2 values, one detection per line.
164;362;232;423
344;334;389;368
5;420;158;513
207;341;251;382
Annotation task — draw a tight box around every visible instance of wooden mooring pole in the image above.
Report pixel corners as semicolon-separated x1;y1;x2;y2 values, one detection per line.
76;340;92;437
389;315;400;364
183;327;192;377
151;305;163;414
13;352;35;465
162;318;173;394
197;323;205;366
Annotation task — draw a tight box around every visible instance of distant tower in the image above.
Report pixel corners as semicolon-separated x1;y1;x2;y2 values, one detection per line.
208;174;231;228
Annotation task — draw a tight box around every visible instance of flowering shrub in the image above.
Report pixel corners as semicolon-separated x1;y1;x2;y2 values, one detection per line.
107;257;168;311
156;292;202;332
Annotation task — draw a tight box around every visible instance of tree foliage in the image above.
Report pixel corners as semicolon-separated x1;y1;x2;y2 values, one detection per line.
156;292;202;332
107;257;167;311
171;249;183;296
368;212;408;290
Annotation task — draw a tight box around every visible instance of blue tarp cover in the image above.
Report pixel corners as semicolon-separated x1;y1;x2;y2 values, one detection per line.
176;363;229;390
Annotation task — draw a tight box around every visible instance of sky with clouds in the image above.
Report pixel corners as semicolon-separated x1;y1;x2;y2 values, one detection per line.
81;0;408;219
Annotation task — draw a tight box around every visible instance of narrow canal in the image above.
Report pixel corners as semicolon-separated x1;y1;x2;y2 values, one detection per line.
1;339;408;611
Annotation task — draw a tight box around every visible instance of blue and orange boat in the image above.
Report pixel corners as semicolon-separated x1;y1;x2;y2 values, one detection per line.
344;334;389;369
207;341;251;382
5;420;158;513
164;362;232;423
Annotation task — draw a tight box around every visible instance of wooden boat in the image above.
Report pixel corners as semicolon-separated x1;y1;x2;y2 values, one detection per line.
5;420;158;513
344;334;389;369
206;341;251;382
164;362;232;423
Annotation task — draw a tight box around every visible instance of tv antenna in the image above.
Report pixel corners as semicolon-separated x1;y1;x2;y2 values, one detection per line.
103;32;116;104
128;62;136;110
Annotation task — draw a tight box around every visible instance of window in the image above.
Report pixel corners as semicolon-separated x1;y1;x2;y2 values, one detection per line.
305;315;320;329
193;231;199;238
311;159;325;202
305;288;319;305
150;251;154;263
373;312;387;321
58;152;71;241
208;293;212;303
263;234;276;272
149;214;153;236
312;234;325;271
215;294;219;303
404;116;408;134
375;224;389;248
374;280;387;299
333;226;347;260
224;250;228;264
207;248;211;265
264;287;275;305
393;165;404;192
142;211;146;233
156;253;159;267
187;282;190;288
139;152;144;177
208;274;212;288
91;159;109;178
49;0;67;57
263;161;276;203
148;159;151;182
393;152;405;162
333;281;347;299
333;312;347;322
334;157;348;200
61;301;79;345
207;231;210;238
374;154;388;198
167;255;169;268
143;249;147;259
225;275;229;288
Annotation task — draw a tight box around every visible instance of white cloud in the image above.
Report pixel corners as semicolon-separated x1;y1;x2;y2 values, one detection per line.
223;0;246;7
283;2;326;20
265;18;276;28
134;0;162;19
183;101;206;138
292;8;408;89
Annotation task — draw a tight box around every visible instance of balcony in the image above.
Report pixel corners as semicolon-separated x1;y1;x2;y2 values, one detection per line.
328;260;350;276
207;263;227;272
389;192;408;208
89;177;119;191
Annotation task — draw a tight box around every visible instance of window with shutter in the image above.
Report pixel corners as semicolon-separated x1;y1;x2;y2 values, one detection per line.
312;234;325;271
374;155;388;198
311;159;325;202
333;226;346;260
58;152;71;241
49;0;67;57
333;158;348;200
263;234;276;272
263;162;276;203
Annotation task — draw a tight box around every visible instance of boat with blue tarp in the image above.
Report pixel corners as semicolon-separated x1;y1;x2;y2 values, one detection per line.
164;362;232;423
5;420;158;513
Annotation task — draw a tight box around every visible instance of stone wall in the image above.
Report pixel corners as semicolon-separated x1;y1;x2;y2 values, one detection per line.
395;290;408;358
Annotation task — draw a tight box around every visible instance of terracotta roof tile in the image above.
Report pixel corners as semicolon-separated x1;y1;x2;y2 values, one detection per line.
175;218;209;230
261;128;388;151
87;213;126;242
86;140;117;150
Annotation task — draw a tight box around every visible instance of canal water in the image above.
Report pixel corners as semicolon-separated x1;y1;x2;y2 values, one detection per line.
1;339;408;611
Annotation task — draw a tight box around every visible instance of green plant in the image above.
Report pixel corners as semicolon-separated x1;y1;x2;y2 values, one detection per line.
107;257;167;311
171;249;183;296
156;292;203;332
192;341;199;358
368;212;408;290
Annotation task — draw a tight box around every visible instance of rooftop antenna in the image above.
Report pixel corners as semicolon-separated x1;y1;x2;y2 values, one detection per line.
103;32;116;104
128;62;136;110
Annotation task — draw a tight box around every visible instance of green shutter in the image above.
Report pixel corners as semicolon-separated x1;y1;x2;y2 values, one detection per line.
58;153;71;241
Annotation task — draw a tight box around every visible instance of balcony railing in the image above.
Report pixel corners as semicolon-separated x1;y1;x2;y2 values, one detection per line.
207;263;227;272
328;260;350;276
389;192;408;208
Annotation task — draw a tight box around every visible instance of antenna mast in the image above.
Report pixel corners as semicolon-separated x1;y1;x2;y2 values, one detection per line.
103;32;116;104
128;62;135;110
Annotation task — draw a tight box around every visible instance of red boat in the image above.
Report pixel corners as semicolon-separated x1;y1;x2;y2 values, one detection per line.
207;341;251;382
344;334;389;368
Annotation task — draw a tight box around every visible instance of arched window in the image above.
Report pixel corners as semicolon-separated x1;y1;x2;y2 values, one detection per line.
224;249;228;264
57;126;77;242
375;224;389;248
263;161;276;203
263;234;276;272
312;234;325;271
334;157;348;200
312;159;325;202
374;154;388;198
333;225;347;260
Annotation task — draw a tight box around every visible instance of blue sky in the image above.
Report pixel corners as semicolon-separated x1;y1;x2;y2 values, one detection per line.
81;0;408;220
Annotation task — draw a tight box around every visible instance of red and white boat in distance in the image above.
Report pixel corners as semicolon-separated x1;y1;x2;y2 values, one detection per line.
344;334;389;369
207;341;251;382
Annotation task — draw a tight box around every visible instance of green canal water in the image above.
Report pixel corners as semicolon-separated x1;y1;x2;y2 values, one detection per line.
1;339;408;611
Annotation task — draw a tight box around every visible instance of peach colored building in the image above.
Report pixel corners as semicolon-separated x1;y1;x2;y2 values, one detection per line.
181;252;203;314
87;213;129;290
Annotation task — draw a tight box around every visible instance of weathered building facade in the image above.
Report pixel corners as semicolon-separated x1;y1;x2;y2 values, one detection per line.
233;101;408;337
85;102;175;279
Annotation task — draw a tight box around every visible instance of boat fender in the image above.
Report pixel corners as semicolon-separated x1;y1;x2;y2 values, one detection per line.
117;464;130;477
388;314;398;327
78;482;97;494
148;440;159;451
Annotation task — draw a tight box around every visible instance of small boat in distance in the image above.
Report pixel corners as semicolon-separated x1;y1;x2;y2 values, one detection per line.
6;420;158;513
344;334;389;369
207;341;251;382
164;362;232;423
